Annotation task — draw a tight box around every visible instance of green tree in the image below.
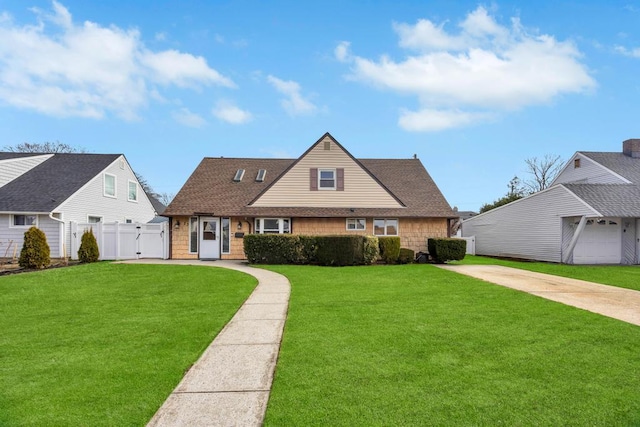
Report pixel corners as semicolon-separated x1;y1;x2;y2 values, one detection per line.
479;176;524;213
19;226;50;269
78;229;100;263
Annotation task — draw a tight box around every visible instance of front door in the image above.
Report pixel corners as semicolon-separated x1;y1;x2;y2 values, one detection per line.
199;217;220;259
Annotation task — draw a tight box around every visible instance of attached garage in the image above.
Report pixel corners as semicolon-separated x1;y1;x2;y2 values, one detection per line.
573;218;622;264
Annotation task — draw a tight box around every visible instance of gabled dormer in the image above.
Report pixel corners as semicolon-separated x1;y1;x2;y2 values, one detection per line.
250;133;404;208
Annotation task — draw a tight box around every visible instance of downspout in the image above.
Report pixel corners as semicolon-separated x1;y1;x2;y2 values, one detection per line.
48;212;66;260
562;216;588;264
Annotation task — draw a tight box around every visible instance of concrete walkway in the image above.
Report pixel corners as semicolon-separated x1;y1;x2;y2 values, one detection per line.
437;264;640;326
121;260;290;427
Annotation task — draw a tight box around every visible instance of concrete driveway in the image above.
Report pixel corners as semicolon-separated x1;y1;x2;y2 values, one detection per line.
437;265;640;327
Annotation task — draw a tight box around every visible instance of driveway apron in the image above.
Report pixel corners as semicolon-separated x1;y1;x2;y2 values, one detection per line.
437;264;640;327
120;260;290;427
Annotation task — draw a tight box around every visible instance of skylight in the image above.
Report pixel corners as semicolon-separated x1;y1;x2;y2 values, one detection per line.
256;169;266;182
233;169;245;182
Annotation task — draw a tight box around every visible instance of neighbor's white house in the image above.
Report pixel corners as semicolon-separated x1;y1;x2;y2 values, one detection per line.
462;139;640;265
0;152;158;258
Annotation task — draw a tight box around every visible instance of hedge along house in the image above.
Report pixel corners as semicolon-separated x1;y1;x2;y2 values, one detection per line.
164;133;457;260
462;139;640;264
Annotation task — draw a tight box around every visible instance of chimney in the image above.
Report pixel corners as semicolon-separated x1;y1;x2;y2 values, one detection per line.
623;139;640;158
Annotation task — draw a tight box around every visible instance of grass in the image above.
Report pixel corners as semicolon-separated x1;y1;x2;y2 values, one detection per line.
0;262;256;426
452;255;640;291
263;264;640;426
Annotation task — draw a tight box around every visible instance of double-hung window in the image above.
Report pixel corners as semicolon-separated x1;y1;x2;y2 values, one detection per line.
373;219;398;236
318;169;336;190
104;173;116;198
128;180;138;202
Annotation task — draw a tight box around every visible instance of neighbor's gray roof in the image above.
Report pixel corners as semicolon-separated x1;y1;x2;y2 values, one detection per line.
164;157;456;218
580;152;640;184
0;153;120;212
563;183;640;217
560;151;640;217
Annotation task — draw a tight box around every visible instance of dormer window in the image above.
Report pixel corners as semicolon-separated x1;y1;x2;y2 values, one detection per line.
319;169;336;190
256;169;266;182
233;169;245;182
574;158;581;168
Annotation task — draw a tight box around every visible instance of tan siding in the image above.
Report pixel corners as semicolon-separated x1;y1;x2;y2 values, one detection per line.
252;136;402;208
213;216;449;260
171;215;198;259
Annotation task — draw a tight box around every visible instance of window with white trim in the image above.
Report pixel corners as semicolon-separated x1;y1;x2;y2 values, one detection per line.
104;173;116;197
128;180;138;202
222;218;230;254
88;216;102;223
255;218;291;234
346;218;366;231
12;214;37;227
189;217;198;253
373;219;398;236
318;169;336;190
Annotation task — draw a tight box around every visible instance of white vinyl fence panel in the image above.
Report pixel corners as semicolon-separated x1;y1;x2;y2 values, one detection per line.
461;236;475;255
70;221;168;260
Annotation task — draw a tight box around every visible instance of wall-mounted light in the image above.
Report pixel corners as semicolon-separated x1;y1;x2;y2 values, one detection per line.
174;220;180;229
237;221;242;230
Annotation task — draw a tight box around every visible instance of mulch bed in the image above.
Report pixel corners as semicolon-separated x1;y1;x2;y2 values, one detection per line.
0;259;81;276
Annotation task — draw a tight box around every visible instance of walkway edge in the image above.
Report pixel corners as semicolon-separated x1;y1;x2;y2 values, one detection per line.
121;260;291;427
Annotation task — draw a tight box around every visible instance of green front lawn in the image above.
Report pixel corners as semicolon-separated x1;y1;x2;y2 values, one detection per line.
452;255;640;291
264;264;640;426
0;263;256;426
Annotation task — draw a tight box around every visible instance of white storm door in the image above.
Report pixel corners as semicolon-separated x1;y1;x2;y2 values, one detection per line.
199;217;220;259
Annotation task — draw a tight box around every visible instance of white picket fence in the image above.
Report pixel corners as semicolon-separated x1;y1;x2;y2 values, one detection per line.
70;221;169;260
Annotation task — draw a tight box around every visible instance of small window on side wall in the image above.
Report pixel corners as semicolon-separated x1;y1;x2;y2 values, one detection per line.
88;216;102;223
346;218;366;231
574;158;581;168
12;214;37;227
128;180;138;202
104;173;116;197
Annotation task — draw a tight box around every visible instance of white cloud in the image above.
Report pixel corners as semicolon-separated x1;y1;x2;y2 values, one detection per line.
399;108;492;132
338;6;595;132
335;41;351;62
212;100;252;124
267;75;317;116
0;2;235;120
172;107;206;127
614;45;640;58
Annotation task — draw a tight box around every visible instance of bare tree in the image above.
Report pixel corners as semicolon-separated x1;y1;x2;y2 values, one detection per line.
157;192;175;206
522;154;563;194
3;141;86;153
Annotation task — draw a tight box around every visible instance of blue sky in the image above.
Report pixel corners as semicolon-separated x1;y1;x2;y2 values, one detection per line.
0;1;639;211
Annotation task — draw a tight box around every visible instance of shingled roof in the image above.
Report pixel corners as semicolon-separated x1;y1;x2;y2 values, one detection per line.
164;156;455;218
0;153;120;212
558;151;640;217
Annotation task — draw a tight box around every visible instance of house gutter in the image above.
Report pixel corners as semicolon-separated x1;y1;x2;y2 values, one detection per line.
48;212;66;259
562;215;588;264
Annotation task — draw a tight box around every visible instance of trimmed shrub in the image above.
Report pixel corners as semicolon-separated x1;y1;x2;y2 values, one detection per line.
243;234;305;264
398;248;415;264
315;235;365;266
78;229;100;263
19;226;50;269
363;236;380;265
427;238;466;264
378;236;401;264
298;235;318;264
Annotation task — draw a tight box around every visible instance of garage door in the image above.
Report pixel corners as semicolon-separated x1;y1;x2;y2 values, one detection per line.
573;218;621;264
